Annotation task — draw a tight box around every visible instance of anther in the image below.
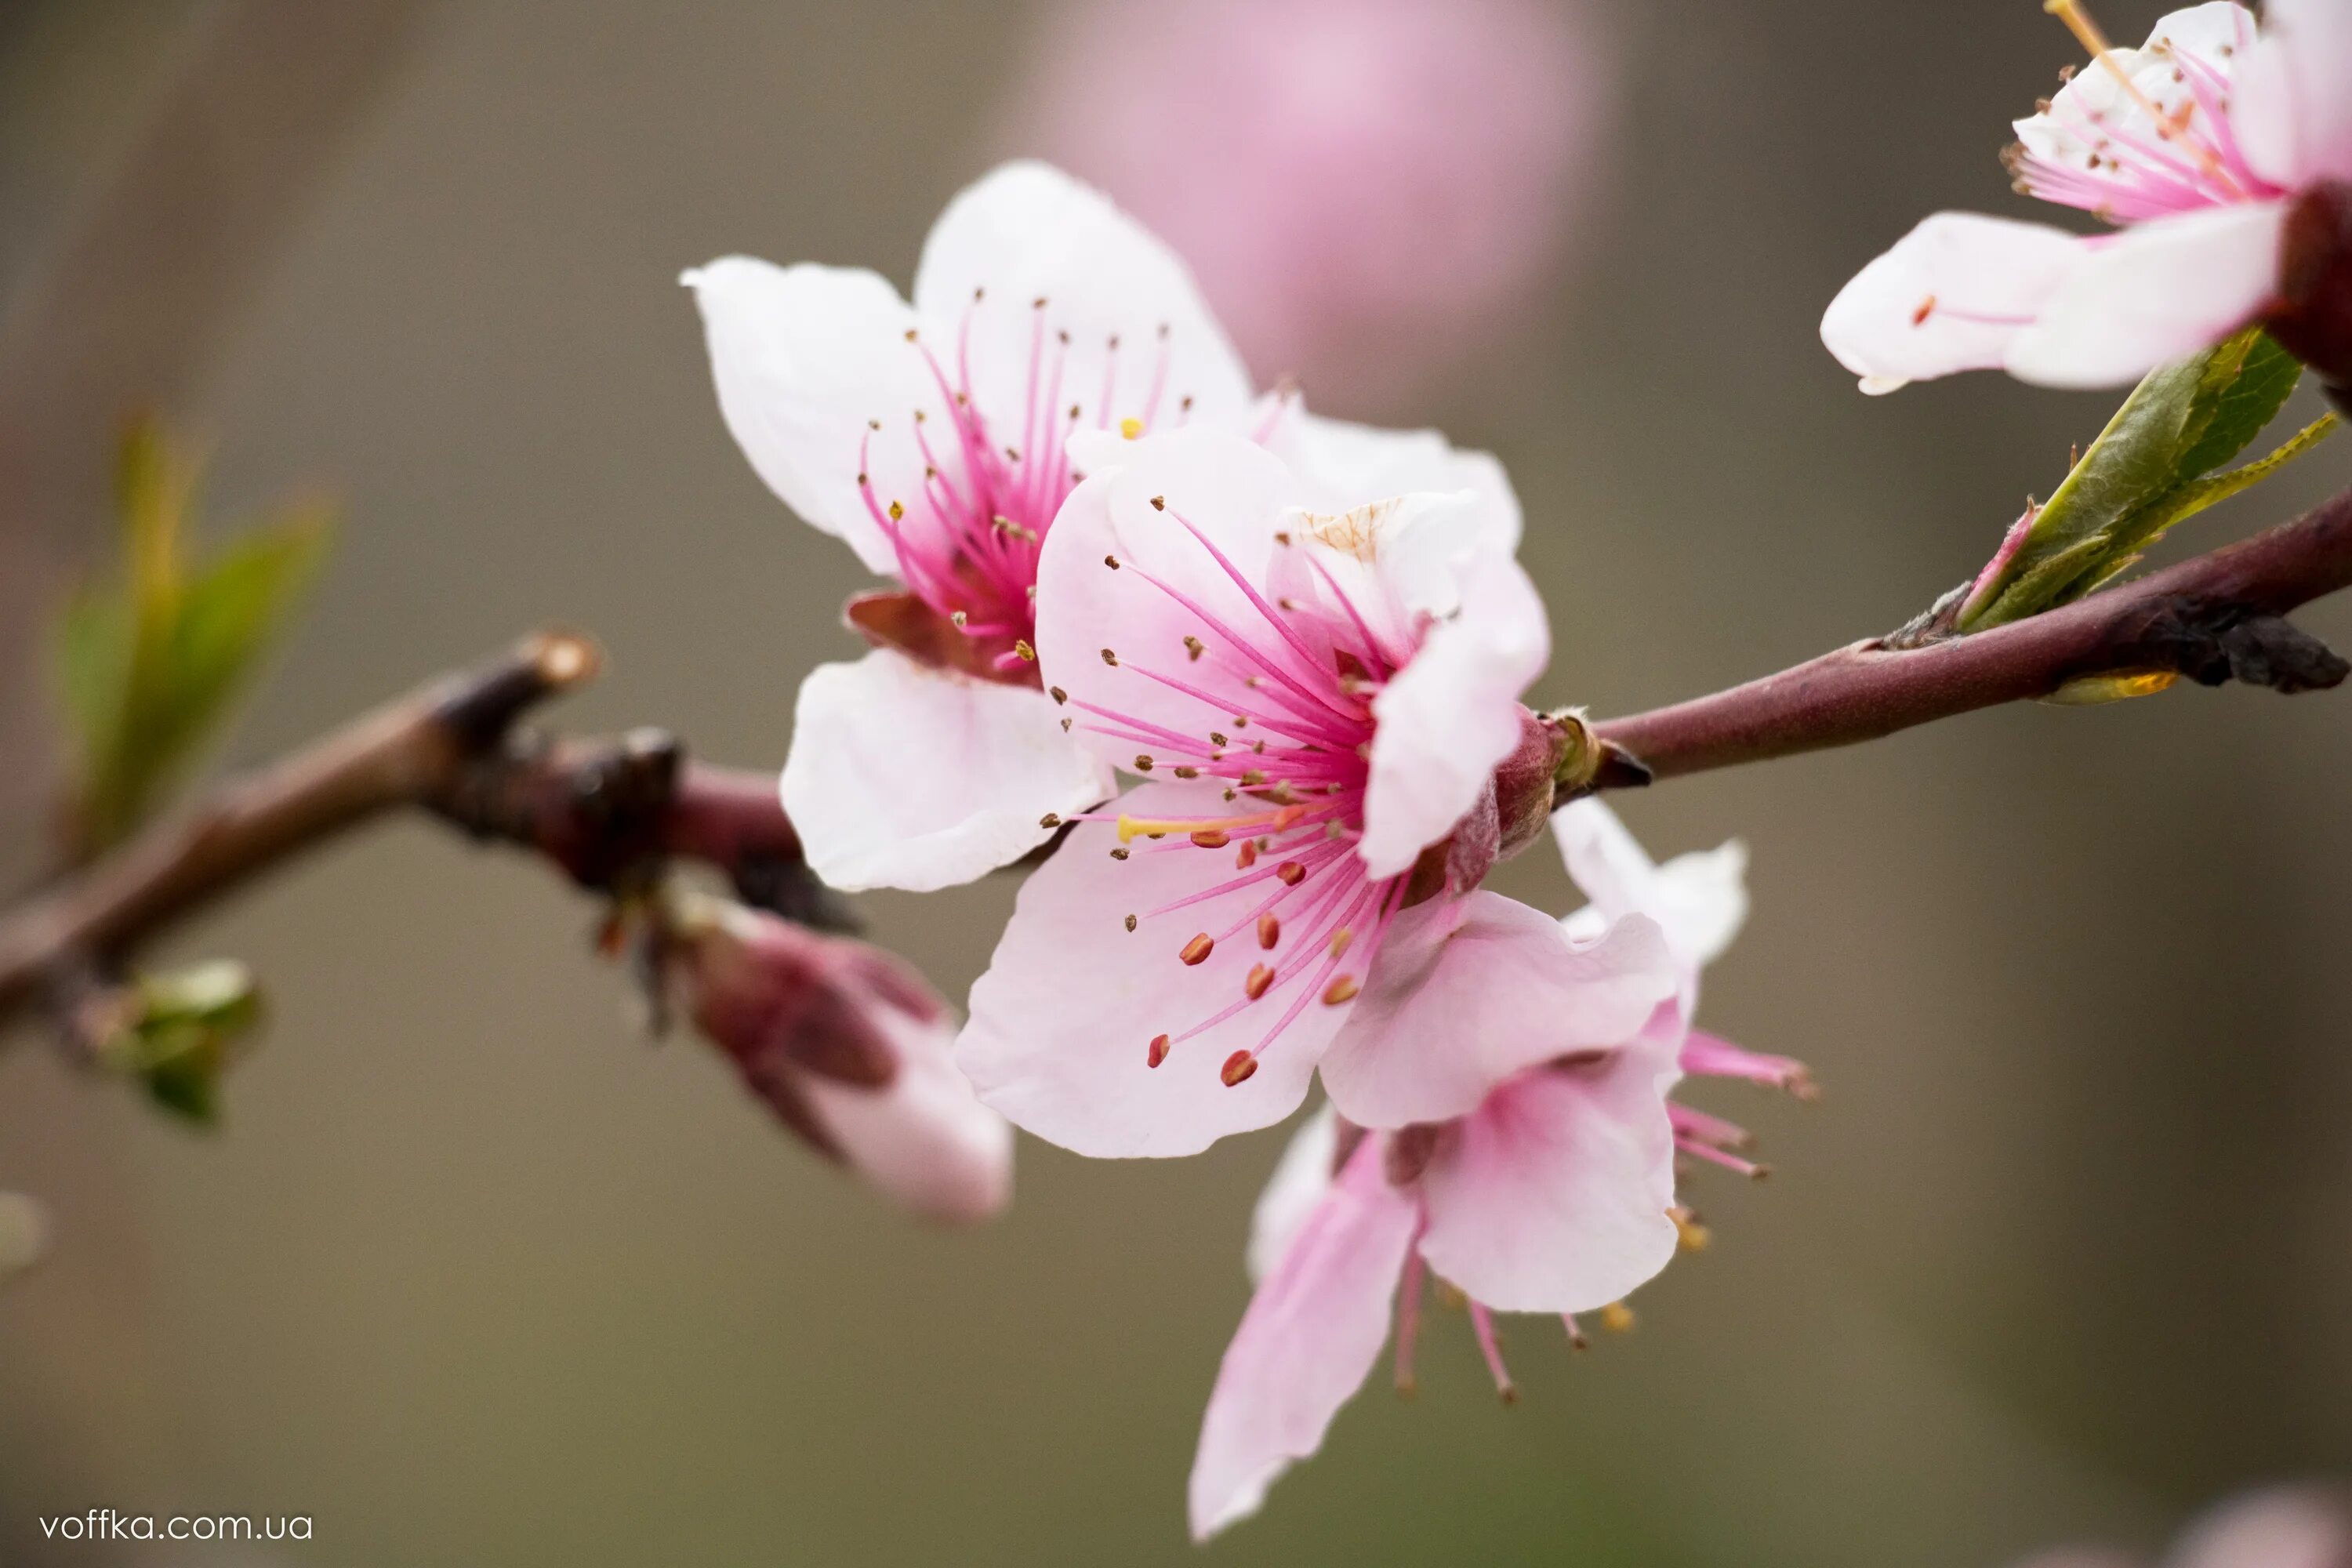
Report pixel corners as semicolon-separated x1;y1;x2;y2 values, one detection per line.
1120;417;1144;439
1322;975;1359;1005
1013;638;1036;662
1050;686;1068;704
1101;648;1120;666
1189;829;1229;848
1181;934;1214;965
1105;554;1121;569
1183;635;1205;662
1125;913;1138;931
1600;1302;1636;1334
1149;495;1166;511
1173;766;1199;779
902;328;918;343
1039;812;1062;829
1147;1033;1170;1068
1110;848;1130;861
1911;294;1937;326
1033;295;1048;309
1235;841;1258;869
1244;964;1274;1000
1219;1051;1258;1086
1329;928;1352;959
887;500;905;521
1208;731;1228;747
1258;914;1280;949
950;610;968;627
1134;754;1155;771
1240;769;1267;786
1276;862;1305;886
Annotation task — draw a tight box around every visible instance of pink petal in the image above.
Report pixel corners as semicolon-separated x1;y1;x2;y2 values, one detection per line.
1359;543;1549;877
1246;1103;1341;1283
912;162;1254;444
1820;213;2089;393
1188;1134;1417;1541
780;650;1115;894
681;257;944;576
2008;201;2288;388
957;779;1348;1157
1318;892;1677;1129
1033;428;1306;775
1416;1027;1682;1313
2237;0;2352;187
801;1002;1014;1225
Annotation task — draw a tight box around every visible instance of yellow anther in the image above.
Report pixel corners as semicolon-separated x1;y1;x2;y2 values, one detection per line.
1120;416;1144;439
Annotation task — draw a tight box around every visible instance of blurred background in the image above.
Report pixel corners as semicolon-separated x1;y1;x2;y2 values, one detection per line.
2;1;2348;1563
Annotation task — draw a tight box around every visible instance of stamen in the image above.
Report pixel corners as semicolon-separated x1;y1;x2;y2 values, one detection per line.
1147;1033;1170;1068
1323;975;1359;1005
1244;964;1274;1000
1394;1246;1427;1396
1258;913;1280;949
1468;1303;1517;1404
1220;1051;1258;1086
1180;934;1214;966
2043;0;2230;183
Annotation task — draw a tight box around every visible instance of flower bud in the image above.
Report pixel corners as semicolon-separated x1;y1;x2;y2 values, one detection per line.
666;895;1011;1223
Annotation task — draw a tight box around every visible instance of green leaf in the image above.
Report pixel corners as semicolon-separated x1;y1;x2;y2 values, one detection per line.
90;960;266;1127
51;419;332;856
1958;328;2329;633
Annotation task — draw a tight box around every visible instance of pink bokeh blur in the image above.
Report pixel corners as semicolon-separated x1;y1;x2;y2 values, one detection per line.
1004;0;1616;419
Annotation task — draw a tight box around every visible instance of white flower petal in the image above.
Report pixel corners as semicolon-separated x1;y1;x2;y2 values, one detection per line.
1359;543;1548;878
781;649;1113;894
2005;201;2287;388
1553;798;1748;977
1262;400;1522;550
682;257;946;576
913;162;1254;446
2238;0;2352;187
1820;213;2089;392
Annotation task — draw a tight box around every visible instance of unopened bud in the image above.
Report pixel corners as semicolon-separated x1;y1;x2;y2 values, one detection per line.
666;895;1011;1223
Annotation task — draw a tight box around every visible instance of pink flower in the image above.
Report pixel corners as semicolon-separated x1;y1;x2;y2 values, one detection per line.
1001;0;1616;418
665;894;1013;1224
956;426;1674;1156
1187;800;1808;1539
1821;1;2352;392
684;162;1514;894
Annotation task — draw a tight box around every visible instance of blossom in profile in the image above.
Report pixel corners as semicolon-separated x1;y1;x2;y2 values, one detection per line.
663;893;1012;1224
1822;1;2352;392
1004;0;1615;416
958;426;1679;1157
1187;800;1809;1539
685;161;1510;894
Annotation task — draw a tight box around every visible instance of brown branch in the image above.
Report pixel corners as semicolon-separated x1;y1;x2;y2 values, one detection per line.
0;632;825;1025
1592;485;2352;783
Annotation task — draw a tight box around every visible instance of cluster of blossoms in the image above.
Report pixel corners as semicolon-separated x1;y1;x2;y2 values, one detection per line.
685;160;1810;1530
683;0;2352;1509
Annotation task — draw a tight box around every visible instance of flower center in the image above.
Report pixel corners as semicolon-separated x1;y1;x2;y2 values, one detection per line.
855;292;1195;683
1064;507;1432;1085
2003;0;2280;223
